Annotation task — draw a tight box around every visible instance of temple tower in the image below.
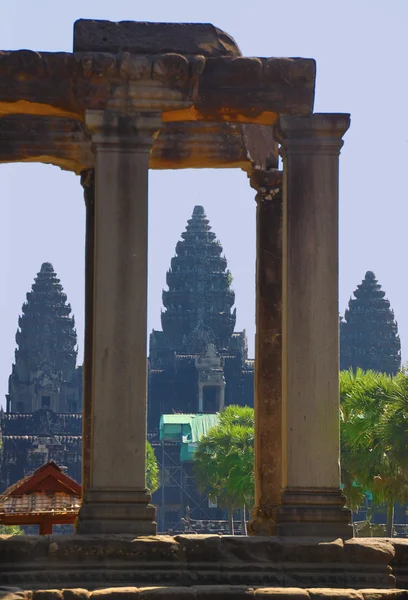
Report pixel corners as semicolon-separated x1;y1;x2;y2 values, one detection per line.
340;271;401;375
7;262;80;413
160;205;236;353
148;206;253;431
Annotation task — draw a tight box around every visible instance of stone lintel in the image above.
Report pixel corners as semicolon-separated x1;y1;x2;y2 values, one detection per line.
0;116;275;173
0;50;315;124
0;535;396;590
73;20;242;57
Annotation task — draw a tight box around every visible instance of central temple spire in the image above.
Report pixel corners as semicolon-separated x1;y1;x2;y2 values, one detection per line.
161;205;236;353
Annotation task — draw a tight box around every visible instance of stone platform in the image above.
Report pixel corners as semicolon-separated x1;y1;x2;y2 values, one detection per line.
2;587;408;600
1;535;407;592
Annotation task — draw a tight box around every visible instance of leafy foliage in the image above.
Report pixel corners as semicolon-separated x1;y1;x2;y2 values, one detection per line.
193;405;254;513
146;441;159;494
340;369;408;535
0;524;23;535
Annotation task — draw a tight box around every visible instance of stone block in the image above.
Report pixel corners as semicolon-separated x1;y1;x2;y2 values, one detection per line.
389;540;408;589
0;535;48;563
0;592;30;600
73;20;241;57
33;592;63;600
220;536;284;564
344;540;395;565
48;535;179;563
307;590;363;600
283;539;344;564
195;585;255;600
91;589;139;600
360;591;408;600
63;590;90;600
254;588;309;599
139;588;195;600
175;534;222;564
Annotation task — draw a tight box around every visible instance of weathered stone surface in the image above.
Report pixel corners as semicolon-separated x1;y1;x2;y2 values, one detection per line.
344;540;395;566
73;20;241;57
139;588;194;600
220;536;284;564
254;589;309;599
0;536;398;590
175;534;222;563
195;585;254;600
0;50;315;123
360;591;408;600
33;592;63;600
307;591;363;600
91;589;139;600
283;539;344;564
0;592;30;600
63;591;90;600
0;116;276;174
388;540;408;590
48;535;179;562
0;535;48;563
6;589;408;600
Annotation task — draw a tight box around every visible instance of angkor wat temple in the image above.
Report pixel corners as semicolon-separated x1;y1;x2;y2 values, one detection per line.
0;207;254;529
148;205;254;433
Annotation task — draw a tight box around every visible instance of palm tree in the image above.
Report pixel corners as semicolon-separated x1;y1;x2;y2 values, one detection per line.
193;405;254;534
340;369;408;536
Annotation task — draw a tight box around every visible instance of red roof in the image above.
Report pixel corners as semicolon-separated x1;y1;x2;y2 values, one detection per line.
0;461;81;524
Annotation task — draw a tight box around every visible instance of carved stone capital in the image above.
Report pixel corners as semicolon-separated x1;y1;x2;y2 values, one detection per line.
276;113;351;157
85;109;162;152
80;168;95;207
249;168;282;203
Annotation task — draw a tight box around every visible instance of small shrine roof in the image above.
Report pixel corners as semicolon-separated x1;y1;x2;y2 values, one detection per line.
0;461;81;525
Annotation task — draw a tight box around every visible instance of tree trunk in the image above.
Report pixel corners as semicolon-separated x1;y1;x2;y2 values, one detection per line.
386;501;394;537
241;504;247;535
228;510;234;535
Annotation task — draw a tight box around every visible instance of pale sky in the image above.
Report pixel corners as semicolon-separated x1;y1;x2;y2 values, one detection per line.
1;0;408;408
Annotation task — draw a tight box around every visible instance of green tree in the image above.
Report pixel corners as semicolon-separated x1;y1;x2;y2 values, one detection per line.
0;525;23;535
194;405;254;534
340;271;401;375
340;369;408;536
146;441;159;494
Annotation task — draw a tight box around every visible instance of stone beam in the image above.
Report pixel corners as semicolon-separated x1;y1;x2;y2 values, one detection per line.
0;50;315;124
0;116;278;173
73;19;242;57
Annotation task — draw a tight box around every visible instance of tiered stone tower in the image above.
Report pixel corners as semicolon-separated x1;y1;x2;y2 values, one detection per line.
8;263;79;413
340;271;401;375
148;206;253;431
1;263;82;491
161;205;236;353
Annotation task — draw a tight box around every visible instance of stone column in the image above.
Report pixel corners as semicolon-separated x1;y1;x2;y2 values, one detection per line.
247;169;283;537
80;168;95;497
276;113;352;537
77;110;161;535
198;384;204;413
219;382;226;411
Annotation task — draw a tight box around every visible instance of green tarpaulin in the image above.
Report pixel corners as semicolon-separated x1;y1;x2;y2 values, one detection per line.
159;413;219;462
